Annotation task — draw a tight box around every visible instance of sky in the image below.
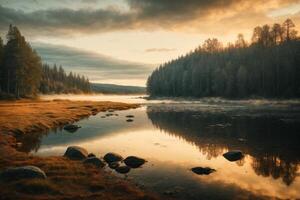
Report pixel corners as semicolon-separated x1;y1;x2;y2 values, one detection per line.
0;0;300;86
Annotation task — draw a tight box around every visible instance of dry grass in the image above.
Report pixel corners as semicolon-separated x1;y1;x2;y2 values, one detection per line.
0;99;138;137
0;100;160;200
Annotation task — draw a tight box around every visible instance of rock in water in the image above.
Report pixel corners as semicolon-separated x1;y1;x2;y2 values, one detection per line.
223;150;244;161
126;119;134;122
191;167;216;175
108;162;120;169
103;153;123;163
88;153;96;158
124;156;146;168
126;115;134;118
83;157;106;168
0;166;47;181
115;166;131;174
64;146;88;160
63;124;81;133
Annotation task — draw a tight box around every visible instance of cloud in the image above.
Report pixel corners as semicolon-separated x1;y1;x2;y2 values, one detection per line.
0;0;299;37
145;48;177;53
33;43;155;85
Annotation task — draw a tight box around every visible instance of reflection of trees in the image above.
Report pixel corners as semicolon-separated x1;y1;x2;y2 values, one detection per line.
16;127;61;153
252;156;298;185
147;106;300;185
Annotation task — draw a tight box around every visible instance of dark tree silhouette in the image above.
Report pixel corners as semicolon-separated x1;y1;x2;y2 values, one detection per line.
0;25;91;98
147;19;300;98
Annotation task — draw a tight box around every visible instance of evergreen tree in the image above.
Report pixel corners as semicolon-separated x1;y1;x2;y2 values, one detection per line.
147;19;300;98
0;25;91;98
2;25;41;97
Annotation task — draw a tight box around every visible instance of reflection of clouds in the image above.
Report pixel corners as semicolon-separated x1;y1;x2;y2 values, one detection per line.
146;107;300;187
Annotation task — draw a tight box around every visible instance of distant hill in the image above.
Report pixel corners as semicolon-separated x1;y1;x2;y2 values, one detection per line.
91;83;146;94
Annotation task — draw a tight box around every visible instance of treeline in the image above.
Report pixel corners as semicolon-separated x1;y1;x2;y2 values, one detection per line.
0;25;90;98
40;64;90;94
147;19;300;98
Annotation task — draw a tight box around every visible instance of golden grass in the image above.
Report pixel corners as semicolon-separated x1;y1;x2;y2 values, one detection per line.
0;100;160;200
0;99;138;136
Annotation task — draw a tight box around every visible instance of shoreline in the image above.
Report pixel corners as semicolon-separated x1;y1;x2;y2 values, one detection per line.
0;99;159;200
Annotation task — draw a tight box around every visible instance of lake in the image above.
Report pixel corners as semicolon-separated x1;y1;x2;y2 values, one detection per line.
19;95;300;199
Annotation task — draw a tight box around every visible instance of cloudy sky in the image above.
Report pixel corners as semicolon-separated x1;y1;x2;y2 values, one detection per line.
0;0;300;86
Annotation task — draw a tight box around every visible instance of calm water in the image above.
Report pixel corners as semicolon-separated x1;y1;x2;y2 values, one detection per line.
19;95;300;200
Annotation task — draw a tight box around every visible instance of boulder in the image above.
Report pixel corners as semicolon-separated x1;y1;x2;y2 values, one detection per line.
103;153;123;163
223;150;244;161
108;162;120;169
191;167;216;175
124;156;146;168
115;165;131;174
83;157;106;168
126;119;134;122
0;166;47;181
88;153;96;158
63;124;81;133
64;146;88;160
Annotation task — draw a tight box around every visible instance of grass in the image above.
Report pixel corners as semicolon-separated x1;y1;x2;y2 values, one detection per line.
0;100;160;200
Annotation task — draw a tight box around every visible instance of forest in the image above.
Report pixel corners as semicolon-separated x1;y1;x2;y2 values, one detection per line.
0;25;91;98
147;19;300;98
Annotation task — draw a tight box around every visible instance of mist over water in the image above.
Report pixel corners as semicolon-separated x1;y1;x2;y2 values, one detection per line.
19;95;300;200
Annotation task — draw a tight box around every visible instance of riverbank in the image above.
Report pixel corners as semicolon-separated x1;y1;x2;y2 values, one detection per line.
0;100;159;200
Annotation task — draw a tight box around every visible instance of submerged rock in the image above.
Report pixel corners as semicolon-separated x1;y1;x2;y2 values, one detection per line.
115;165;131;174
64;146;88;160
126;115;134;118
83;157;106;168
124;156;146;168
126;119;134;122
191;167;216;175
108;162;120;169
103;153;123;163
63;124;81;133
0;166;47;181
223;150;244;161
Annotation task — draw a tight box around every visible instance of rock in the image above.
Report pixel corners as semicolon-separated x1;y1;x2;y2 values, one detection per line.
108;162;120;169
124;156;146;168
103;153;123;163
64;146;88;160
83;157;106;168
0;166;47;181
101;116;106;118
223;150;244;161
238;138;247;142
115;165;131;174
126;119;134;122
108;109;115;112
88;153;96;158
63;124;81;132
16;142;22;148
191;167;216;175
126;115;134;118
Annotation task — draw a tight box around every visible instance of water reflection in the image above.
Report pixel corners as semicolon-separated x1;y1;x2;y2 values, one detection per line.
17;103;300;199
147;105;300;186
